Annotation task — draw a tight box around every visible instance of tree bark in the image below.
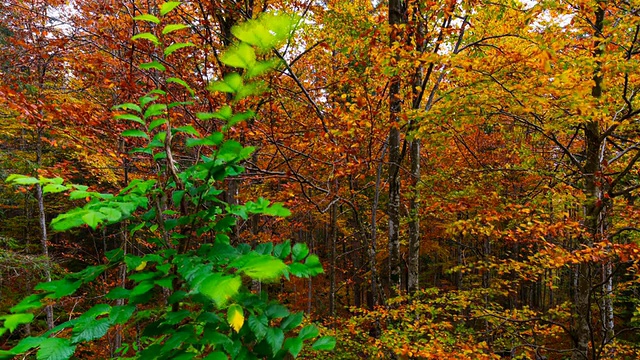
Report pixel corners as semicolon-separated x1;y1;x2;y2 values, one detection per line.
407;139;420;293
388;0;405;294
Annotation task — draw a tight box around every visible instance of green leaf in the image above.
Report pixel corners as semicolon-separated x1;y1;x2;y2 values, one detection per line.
36;338;76;360
280;312;303;332
227;304;244;332
298;324;319;341
248;314;268;341
311;336;336;351
114;113;145;125
247;59;280;78
160;1;182;16
304;254;324;276
265;304;289;319
235;254;287;281
122;129;149;139
231;13;298;51
11;294;46;313
6;174;39;185
284;337;303;358
105;287;130;300
198;273;241;308
98;207;122;222
197;105;232;120
265;327;284;355
140;61;166;72
81;211;106;229
132;32;160;45
71;318;110;343
220;42;256;69
264;202;291;217
292;243;309;262
185;133;224;147
164;42;195;56
11;336;43;354
162;23;189;35
35;279;82;299
144;103;167;119
112;103;141;112
140;95;158;107
173;125;200;136
203;351;227;360
42;183;68;194
133;14;160;24
148;118;167;131
1;313;33;332
167;77;195;95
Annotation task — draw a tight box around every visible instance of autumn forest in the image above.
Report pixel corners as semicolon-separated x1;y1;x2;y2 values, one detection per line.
1;0;640;359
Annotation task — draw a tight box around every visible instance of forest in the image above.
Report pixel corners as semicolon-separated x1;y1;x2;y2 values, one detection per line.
1;0;640;359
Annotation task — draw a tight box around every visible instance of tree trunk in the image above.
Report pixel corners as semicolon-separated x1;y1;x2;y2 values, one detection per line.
35;128;54;330
388;0;405;294
572;5;605;359
407;139;420;293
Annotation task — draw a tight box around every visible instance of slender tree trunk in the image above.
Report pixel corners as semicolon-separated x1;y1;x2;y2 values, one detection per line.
388;0;405;294
407;139;420;293
35;128;54;330
329;202;337;318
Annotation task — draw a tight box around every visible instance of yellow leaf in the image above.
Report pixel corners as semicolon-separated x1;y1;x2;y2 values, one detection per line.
135;261;147;271
227;304;244;332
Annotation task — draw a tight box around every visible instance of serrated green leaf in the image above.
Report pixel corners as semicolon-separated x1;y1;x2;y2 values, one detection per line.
173;125;200;136
6;174;39;185
71;318;111;343
227;304;244;332
197;105;232;120
185;133;224;147
133;14;160;24
292;243;309;262
280;312;303;332
311;336;336;351
231;13;298;51
140;61;166;72
160;1;182;16
35;279;82;299
164;42;195;56
284;337;303;358
144;103;167;119
112;103;141;112
132;32;160;45
139;95;158;107
264;202;291;217
198;273;241;308
105;287;130;300
82;211;106;229
10;294;46;313
299;324;319;341
148;118;167;131
247;59;280;78
203;351;227;360
265;327;284;355
233;254;286;281
167;77;194;95
42;183;68;194
162;23;189;35
220;42;256;69
265;304;289;319
121;129;149;139
305;254;324;276
247;314;268;341
98;207;122;222
1;313;33;333
114;113;145;125
36;338;76;360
